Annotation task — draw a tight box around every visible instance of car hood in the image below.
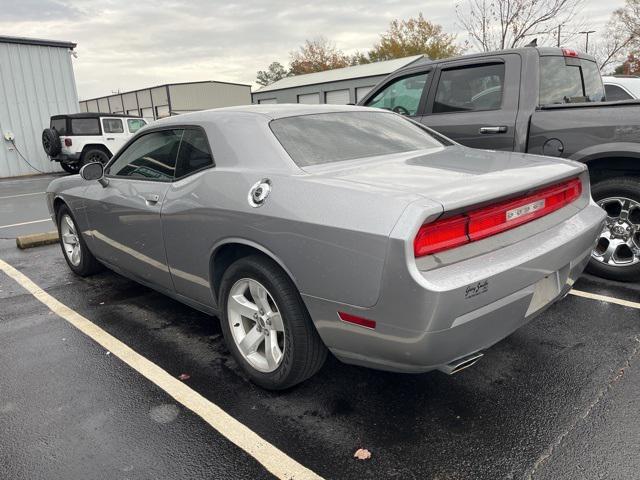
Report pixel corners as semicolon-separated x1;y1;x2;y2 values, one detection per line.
303;146;586;212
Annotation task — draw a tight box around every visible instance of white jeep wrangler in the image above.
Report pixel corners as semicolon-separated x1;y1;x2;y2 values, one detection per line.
42;113;148;173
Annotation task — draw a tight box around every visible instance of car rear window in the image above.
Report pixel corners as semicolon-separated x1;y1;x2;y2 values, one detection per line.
270;111;444;167
51;118;67;135
539;56;605;105
71;118;101;135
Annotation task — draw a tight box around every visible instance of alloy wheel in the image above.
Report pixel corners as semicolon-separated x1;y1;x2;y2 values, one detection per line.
592;196;640;267
60;214;82;267
227;278;285;373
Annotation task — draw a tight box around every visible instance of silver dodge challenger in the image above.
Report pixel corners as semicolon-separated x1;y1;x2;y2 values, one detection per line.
46;105;606;390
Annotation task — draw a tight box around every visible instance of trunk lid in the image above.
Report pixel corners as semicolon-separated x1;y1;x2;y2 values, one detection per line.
303;145;585;212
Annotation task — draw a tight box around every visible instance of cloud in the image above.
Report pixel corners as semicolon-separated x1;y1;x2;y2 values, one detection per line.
0;0;622;99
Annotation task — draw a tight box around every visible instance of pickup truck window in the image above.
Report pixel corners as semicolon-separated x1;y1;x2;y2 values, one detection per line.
433;63;504;113
365;73;428;116
539;57;605;105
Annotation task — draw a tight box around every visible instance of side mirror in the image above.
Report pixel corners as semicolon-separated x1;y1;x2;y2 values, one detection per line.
80;162;108;187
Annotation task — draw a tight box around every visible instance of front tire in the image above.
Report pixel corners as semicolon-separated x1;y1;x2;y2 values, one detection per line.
587;176;640;282
82;148;110;165
56;205;103;277
219;255;327;390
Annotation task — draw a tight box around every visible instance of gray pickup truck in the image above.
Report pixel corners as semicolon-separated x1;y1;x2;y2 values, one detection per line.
360;46;640;282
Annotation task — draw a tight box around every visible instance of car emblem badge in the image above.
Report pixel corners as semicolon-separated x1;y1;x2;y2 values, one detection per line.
248;179;271;208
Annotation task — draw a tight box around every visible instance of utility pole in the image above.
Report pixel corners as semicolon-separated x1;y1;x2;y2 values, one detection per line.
579;30;596;53
557;25;561;47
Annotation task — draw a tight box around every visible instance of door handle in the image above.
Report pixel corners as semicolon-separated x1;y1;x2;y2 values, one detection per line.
479;126;508;134
143;193;160;205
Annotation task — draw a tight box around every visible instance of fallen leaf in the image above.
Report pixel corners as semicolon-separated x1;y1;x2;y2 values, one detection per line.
353;448;371;460
178;373;191;381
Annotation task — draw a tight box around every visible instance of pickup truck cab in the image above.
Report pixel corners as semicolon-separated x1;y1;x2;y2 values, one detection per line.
42;113;148;174
360;47;640;282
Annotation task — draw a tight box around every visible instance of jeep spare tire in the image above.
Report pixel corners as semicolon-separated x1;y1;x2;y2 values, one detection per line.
42;128;62;156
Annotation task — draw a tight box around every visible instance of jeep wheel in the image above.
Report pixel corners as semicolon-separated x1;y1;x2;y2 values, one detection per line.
587;176;640;282
60;162;81;174
82;149;110;165
42;128;62;156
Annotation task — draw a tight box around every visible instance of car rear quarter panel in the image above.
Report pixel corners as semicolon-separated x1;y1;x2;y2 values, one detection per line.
160;168;434;309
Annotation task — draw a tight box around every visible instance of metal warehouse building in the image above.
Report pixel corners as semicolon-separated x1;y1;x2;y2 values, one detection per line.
0;36;79;178
80;81;252;120
252;55;425;105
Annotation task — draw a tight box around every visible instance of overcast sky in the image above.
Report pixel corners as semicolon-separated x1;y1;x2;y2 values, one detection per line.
0;0;625;99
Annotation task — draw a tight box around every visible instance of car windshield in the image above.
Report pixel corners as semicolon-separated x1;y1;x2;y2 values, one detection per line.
270;111;445;167
539;56;605;105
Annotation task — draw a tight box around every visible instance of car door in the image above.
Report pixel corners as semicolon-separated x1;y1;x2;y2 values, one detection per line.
419;55;520;151
363;69;431;120
101;117;129;155
83;128;184;291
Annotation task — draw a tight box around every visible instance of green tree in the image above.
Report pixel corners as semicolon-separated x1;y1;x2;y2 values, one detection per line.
256;62;290;87
364;13;463;62
289;37;350;75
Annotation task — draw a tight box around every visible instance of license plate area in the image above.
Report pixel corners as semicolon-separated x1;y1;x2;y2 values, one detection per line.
526;272;560;316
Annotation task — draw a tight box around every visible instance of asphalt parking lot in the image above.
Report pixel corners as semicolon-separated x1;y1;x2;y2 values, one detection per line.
1;174;639;479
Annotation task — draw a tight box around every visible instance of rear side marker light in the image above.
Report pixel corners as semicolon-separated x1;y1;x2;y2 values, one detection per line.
414;178;582;257
64;138;72;147
338;312;376;329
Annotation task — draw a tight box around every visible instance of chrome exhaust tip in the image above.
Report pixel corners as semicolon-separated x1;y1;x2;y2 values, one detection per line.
437;352;484;375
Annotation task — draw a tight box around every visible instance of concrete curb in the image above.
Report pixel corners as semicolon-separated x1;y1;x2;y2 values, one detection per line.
16;231;59;249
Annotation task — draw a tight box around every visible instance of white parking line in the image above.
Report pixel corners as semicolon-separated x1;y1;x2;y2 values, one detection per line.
569;289;640;310
0;219;51;230
0;191;45;200
0;258;323;480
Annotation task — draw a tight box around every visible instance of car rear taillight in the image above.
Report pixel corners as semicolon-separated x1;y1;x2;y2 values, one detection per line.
64;138;72;147
414;178;582;257
562;48;579;57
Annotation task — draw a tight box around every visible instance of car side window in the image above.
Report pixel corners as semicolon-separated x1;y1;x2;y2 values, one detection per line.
365;72;429;116
605;84;633;101
103;118;124;134
127;118;147;133
175;129;214;179
433;63;505;113
107;129;183;182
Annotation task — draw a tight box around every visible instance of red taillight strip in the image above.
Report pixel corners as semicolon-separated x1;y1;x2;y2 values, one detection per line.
338;312;376;329
414;178;582;257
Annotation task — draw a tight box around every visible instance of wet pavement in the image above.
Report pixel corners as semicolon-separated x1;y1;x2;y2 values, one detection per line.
1;175;639;479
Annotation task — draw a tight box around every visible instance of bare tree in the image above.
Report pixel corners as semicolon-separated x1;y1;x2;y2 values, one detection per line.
456;0;585;51
591;0;640;72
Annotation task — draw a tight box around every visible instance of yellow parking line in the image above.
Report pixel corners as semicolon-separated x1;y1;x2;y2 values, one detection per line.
570;289;640;310
0;258;322;480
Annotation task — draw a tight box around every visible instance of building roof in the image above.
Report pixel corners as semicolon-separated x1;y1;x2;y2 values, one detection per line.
255;55;425;93
0;35;76;49
79;80;251;103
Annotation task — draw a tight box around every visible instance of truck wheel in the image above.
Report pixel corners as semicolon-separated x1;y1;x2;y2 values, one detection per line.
82;149;110;165
587;177;640;282
56;205;103;276
219;255;327;390
60;162;81;174
42;128;61;156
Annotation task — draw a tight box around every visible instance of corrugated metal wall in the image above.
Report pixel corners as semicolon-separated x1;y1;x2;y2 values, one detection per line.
169;82;251;111
0;41;79;177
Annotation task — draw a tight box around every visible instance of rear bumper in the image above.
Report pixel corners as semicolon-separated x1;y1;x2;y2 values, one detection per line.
303;201;605;373
51;152;80;163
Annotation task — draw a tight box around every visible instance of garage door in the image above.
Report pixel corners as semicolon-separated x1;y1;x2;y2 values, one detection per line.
297;93;320;104
258;98;277;104
325;89;350;104
356;86;374;102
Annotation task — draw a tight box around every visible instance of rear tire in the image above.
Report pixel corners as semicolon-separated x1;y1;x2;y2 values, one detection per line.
82;148;110;165
56;204;103;277
587;176;640;282
219;255;327;390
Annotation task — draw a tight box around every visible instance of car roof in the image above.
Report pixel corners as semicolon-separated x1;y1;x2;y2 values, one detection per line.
152;104;378;124
602;76;640;97
51;112;143;119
